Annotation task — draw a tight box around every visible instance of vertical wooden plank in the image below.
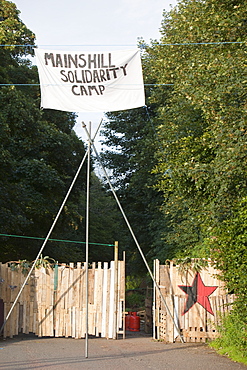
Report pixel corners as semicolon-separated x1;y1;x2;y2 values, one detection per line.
65;308;70;338
108;261;115;339
79;263;85;312
58;264;66;336
42;267;48;337
117;261;124;333
5;266;11;306
15;303;19;336
153;259;157;339
59;309;64;337
49;267;54;337
49;305;54;337
88;303;95;335
80;262;86;338
22;301;27;335
77;308;82;338
68;263;74;310
113;242;118;339
74;263;80;339
32;268;39;336
63;265;69;310
155;259;160;340
74;307;79;339
82;262;88;338
55;265;61;337
29;270;35;333
40;267;47;305
74;263;80;308
63;266;70;337
3;303;8;338
10;268;17;305
165;261;173;342
25;301;30;334
179;296;185;339
94;263;99;336
54;265;61;337
101;262;108;338
36;267;43;337
37;304;42;337
55;310;60;337
33;269;38;336
122;252;126;339
1;264;6;303
88;265;95;305
76;263;81;306
44;269;49;337
70;264;76;338
107;262;112;339
81;305;86;338
173;296;179;341
9;303;14;338
71;306;76;338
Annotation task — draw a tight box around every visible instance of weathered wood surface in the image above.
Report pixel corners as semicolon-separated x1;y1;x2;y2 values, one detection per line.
153;259;235;343
0;261;125;339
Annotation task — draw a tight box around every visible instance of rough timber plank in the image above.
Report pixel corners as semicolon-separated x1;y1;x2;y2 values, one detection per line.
101;262;108;338
108;261;115;339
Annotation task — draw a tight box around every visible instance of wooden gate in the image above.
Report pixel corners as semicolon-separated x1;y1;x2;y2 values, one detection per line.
0;260;125;339
153;259;235;343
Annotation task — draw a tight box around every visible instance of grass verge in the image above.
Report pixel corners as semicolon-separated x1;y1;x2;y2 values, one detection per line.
209;310;247;366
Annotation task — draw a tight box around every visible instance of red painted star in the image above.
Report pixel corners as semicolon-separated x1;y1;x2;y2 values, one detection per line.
178;273;218;315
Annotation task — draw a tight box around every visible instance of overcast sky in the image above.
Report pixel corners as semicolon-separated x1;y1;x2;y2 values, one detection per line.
14;0;177;146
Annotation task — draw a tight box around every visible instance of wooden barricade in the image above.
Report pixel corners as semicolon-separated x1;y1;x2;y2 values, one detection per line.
0;260;125;339
153;259;235;343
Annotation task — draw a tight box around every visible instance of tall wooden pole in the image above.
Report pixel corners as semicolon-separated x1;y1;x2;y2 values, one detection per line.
85;122;91;358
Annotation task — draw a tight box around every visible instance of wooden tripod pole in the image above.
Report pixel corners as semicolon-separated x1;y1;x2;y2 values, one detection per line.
85;121;91;358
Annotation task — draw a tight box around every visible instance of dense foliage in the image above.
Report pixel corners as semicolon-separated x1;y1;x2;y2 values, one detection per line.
144;0;247;327
210;197;247;321
145;0;246;260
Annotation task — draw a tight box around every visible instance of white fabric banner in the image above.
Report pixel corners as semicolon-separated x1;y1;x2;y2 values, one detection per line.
35;49;145;113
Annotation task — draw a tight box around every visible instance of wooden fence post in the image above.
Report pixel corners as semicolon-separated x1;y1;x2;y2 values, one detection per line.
113;241;119;339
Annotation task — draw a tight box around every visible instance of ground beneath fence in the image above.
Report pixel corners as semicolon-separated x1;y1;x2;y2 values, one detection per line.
0;330;246;370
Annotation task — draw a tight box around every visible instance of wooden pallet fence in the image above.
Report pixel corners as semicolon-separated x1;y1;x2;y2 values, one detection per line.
153;259;235;343
0;260;125;339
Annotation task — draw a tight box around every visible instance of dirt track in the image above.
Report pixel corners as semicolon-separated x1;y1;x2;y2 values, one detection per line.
0;331;246;370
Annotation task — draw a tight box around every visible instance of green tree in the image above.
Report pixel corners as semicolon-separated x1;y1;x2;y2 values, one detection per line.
142;2;247;359
210;197;247;321
209;197;247;362
0;86;89;262
0;1;88;262
0;0;35;59
144;0;246;258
